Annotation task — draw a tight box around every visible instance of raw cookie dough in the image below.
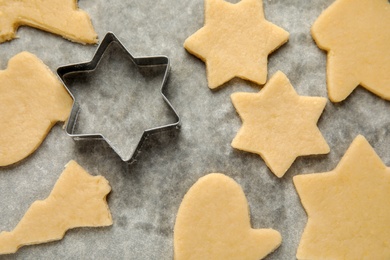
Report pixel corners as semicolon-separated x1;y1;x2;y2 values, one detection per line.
0;160;113;255
0;0;97;44
293;135;390;259
0;52;73;166
174;173;282;260
231;71;329;178
312;0;390;102
184;0;289;89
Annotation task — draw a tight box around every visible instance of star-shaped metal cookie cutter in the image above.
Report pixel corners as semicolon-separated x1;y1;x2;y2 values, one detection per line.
57;32;181;164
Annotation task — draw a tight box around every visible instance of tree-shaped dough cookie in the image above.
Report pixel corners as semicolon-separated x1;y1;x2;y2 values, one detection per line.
0;160;112;255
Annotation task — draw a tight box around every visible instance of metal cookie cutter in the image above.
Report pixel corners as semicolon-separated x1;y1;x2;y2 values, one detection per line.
57;32;181;164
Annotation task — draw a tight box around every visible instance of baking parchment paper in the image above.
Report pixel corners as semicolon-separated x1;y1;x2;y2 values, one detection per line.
0;0;389;259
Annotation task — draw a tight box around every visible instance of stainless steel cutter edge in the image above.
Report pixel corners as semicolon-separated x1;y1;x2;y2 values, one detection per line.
57;32;181;164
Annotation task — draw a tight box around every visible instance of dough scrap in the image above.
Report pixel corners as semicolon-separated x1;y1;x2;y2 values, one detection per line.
0;0;97;44
184;0;289;89
0;52;73;166
293;135;390;259
312;0;390;102
231;71;329;178
174;173;282;260
0;160;113;255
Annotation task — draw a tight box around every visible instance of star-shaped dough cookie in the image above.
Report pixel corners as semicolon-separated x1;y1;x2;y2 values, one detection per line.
0;0;97;44
293;135;390;259
231;71;329;178
184;0;289;89
312;0;390;102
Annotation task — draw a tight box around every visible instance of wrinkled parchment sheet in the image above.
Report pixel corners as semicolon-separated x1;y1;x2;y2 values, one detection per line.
0;0;389;259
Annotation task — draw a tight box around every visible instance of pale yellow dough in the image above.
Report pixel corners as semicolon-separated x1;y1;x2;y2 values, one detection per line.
294;135;390;259
184;0;289;89
312;0;390;102
0;0;97;44
0;52;73;166
0;160;113;255
231;71;329;178
174;173;282;260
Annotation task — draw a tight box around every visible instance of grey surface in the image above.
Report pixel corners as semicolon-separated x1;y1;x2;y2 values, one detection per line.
0;0;389;259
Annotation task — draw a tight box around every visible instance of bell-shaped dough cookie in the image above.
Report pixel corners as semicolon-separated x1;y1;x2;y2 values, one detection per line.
312;0;390;102
174;173;281;260
0;0;97;44
0;160;112;255
0;52;73;166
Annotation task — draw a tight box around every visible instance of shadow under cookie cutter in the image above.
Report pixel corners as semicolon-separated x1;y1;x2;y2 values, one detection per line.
57;32;181;164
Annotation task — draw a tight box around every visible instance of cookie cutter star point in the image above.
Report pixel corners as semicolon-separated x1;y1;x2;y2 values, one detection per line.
57;32;181;164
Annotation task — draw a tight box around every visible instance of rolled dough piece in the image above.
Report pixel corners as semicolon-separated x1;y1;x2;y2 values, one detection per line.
0;0;97;44
0;52;73;166
174;173;282;260
0;160;113;255
312;0;390;102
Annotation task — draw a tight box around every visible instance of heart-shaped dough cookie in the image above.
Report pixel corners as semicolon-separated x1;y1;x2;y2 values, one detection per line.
174;173;281;260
